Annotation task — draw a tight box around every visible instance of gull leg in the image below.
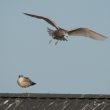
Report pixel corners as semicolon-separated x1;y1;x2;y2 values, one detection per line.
55;40;58;45
24;88;28;93
65;39;68;41
49;39;52;44
65;38;68;41
63;37;68;41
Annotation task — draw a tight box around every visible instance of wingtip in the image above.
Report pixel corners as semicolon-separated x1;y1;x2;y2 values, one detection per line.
23;12;31;16
100;35;108;41
31;82;36;86
23;12;27;15
104;36;108;39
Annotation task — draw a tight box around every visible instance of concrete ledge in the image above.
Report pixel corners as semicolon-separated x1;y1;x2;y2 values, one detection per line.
0;93;110;98
0;93;110;110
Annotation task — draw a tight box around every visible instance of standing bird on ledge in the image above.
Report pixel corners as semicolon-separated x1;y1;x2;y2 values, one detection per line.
24;13;107;45
17;75;36;92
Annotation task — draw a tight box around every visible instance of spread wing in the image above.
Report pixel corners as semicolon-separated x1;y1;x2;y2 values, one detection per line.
24;13;59;29
67;28;107;41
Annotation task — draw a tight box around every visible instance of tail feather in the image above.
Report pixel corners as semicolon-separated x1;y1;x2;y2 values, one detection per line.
47;28;54;38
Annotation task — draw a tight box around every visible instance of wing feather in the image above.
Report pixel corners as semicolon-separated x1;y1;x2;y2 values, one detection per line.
68;28;107;40
24;13;59;29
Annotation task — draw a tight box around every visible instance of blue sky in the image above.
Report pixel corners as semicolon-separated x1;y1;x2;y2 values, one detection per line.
0;0;110;94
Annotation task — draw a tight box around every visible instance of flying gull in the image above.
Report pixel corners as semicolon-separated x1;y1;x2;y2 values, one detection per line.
24;13;107;44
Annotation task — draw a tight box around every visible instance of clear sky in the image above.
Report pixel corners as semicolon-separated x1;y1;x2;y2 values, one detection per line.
0;0;110;94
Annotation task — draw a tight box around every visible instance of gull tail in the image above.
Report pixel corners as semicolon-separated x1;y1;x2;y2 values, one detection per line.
47;28;55;38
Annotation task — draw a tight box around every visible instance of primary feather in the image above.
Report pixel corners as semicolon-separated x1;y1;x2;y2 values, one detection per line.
68;28;107;40
24;13;59;29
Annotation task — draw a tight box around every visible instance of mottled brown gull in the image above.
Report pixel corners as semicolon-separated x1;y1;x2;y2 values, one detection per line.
17;75;36;88
24;13;107;44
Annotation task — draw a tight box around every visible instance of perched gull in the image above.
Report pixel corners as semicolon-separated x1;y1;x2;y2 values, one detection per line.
24;13;107;45
17;75;36;88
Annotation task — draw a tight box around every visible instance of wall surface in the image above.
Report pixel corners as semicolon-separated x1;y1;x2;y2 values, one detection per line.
0;93;110;110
